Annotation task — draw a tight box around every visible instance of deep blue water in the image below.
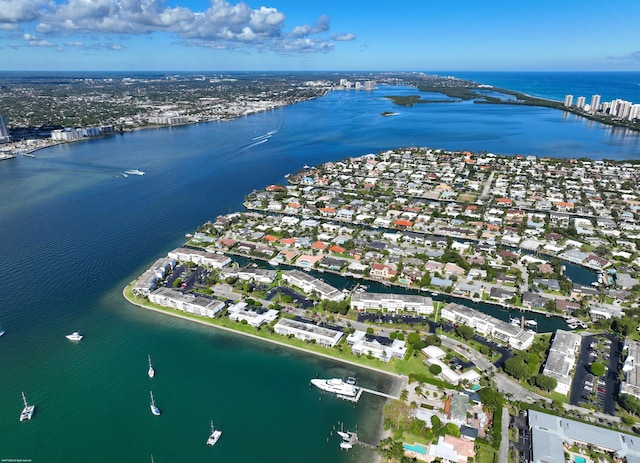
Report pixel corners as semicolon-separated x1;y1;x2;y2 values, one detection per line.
0;73;639;461
448;71;640;104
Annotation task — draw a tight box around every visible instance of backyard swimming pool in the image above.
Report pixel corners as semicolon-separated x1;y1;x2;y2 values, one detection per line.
404;443;428;455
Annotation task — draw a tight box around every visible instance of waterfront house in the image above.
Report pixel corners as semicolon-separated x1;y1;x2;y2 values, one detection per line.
227;302;278;327
347;330;407;362
370;263;397;280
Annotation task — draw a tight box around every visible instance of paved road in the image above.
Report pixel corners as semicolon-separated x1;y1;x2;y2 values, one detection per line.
498;406;509;463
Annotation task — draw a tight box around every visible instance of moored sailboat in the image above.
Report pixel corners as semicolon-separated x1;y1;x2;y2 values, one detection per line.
206;420;222;446
150;391;160;416
20;392;35;421
148;355;155;378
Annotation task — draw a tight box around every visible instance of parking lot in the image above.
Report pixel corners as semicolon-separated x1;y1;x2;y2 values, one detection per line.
569;333;620;415
509;410;532;463
265;286;315;309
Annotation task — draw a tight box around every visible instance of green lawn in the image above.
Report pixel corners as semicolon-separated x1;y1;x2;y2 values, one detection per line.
476;441;498;463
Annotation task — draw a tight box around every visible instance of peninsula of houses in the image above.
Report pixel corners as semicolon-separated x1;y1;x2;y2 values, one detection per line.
125;146;640;463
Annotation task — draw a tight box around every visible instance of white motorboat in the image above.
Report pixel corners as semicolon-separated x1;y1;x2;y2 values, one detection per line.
340;440;353;450
150;391;160;416
66;331;83;341
148;355;155;378
125;169;145;176
310;378;358;397
20;392;35;421
206;420;222;446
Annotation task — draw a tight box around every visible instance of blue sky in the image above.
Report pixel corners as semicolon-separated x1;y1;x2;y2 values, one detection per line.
1;0;639;71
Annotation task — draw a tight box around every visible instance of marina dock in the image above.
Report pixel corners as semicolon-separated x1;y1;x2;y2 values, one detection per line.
336;386;400;403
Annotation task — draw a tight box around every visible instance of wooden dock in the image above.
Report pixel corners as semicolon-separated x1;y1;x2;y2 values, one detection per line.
336;386;399;403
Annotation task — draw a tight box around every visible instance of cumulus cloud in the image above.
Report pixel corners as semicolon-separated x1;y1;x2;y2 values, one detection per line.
0;0;51;23
290;15;330;38
1;0;354;54
332;33;355;42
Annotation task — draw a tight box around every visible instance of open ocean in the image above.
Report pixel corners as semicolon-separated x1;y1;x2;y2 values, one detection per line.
1;72;639;462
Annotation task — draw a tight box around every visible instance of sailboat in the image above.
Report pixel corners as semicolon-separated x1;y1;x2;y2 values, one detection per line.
20;392;35;421
148;355;155;378
150;391;160;416
206;420;222;446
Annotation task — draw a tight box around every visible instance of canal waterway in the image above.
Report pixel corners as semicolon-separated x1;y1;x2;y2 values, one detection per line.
0;78;637;462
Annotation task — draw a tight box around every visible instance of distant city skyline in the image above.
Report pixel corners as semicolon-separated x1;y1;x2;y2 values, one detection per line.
1;0;639;72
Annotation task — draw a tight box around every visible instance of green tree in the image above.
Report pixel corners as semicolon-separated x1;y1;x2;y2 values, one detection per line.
478;388;504;412
619;394;640;416
429;364;442;375
504;357;531;380
456;325;475;340
590;361;606;377
534;374;557;392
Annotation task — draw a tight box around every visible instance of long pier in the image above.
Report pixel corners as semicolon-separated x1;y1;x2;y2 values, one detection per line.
336;386;399;403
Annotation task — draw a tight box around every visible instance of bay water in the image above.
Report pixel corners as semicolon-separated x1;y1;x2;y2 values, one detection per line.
1;73;640;462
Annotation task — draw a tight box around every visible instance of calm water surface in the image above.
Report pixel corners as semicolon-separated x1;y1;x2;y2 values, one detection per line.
1;82;639;461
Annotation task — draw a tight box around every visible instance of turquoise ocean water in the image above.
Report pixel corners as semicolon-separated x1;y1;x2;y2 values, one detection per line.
1;72;639;462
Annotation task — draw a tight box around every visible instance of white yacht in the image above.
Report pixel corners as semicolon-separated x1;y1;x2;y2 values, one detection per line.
20;392;35;421
150;391;160;416
148;355;155;378
66;331;83;341
125;169;145;176
206;420;222;446
310;378;358;397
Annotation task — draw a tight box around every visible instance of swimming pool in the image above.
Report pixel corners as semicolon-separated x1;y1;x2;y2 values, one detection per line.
404;443;428;455
575;456;587;463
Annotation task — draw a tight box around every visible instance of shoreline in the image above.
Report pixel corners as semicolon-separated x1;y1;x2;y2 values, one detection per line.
122;283;405;440
122;283;406;384
122;284;402;451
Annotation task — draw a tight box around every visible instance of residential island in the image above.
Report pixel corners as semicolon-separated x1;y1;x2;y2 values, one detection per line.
125;146;640;463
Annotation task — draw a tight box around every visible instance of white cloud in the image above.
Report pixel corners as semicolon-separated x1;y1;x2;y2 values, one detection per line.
0;0;51;23
2;0;354;54
332;33;355;42
290;15;330;38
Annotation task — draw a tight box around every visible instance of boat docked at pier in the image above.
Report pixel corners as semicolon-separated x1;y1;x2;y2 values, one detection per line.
206;420;222;446
310;378;358;397
20;392;34;421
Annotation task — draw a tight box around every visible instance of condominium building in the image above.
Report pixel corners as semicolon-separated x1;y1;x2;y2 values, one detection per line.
350;292;434;315
149;287;224;318
564;95;573;107
541;329;581;395
440;303;534;350
621;340;640;400
0;115;10;143
273;318;343;347
590;94;601;113
167;247;231;268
